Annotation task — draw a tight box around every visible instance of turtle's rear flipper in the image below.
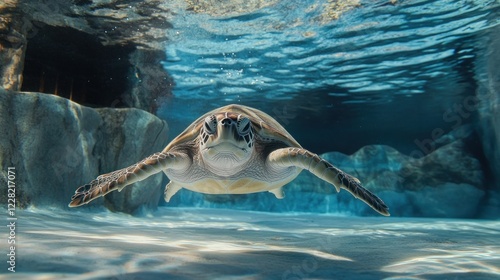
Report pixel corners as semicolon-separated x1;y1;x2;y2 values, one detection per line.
69;152;189;207
267;147;390;216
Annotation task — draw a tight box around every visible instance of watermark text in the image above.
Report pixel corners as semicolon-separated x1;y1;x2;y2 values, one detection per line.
6;167;16;273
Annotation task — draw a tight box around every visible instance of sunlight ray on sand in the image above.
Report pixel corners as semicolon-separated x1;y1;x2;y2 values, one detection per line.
11;208;500;280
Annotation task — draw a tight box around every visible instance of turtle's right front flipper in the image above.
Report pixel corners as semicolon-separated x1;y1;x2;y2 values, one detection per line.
69;152;190;207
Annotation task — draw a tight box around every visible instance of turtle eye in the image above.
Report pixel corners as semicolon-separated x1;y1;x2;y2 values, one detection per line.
204;115;217;134
237;117;251;135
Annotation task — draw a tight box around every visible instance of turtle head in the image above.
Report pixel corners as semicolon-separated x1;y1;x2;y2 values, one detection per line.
199;112;255;176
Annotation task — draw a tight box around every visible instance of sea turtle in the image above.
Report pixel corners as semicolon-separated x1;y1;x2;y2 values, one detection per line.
69;104;389;216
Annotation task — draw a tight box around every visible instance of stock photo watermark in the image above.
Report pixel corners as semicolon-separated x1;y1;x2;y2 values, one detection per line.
6;166;17;273
272;104;298;126
409;95;479;159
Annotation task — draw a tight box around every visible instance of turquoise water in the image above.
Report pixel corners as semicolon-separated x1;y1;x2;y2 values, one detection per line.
163;0;496;102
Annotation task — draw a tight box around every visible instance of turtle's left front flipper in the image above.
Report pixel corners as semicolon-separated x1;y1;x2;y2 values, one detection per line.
69;152;190;207
267;148;390;216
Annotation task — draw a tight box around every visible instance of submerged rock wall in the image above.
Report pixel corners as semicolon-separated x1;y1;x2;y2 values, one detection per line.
0;0;174;113
477;24;500;218
293;142;486;218
0;1;26;91
0;1;173;213
0;89;169;213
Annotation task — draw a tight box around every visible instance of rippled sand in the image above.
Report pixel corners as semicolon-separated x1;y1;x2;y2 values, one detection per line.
8;208;500;279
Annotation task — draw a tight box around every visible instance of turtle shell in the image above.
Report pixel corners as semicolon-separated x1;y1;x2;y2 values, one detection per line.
162;104;302;153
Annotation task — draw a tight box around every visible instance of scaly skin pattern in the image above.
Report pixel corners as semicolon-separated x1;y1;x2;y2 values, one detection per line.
69;152;189;207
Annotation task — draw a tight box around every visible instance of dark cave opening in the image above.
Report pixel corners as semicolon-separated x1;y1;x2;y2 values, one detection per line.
21;23;135;107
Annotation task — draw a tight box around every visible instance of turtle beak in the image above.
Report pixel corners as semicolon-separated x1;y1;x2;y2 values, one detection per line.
218;117;239;142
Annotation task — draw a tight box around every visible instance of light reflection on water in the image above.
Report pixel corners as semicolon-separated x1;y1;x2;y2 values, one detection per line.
12;207;500;279
163;0;499;105
383;247;500;277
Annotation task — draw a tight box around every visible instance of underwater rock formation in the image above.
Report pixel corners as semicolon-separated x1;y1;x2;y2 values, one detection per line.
0;89;169;213
290;142;485;218
476;24;500;218
0;1;26;91
0;1;173;213
0;0;174;113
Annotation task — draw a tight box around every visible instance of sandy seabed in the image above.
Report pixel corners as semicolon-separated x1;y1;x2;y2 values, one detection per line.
3;207;500;279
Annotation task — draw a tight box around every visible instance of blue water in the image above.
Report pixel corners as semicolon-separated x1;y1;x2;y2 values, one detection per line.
163;0;496;102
